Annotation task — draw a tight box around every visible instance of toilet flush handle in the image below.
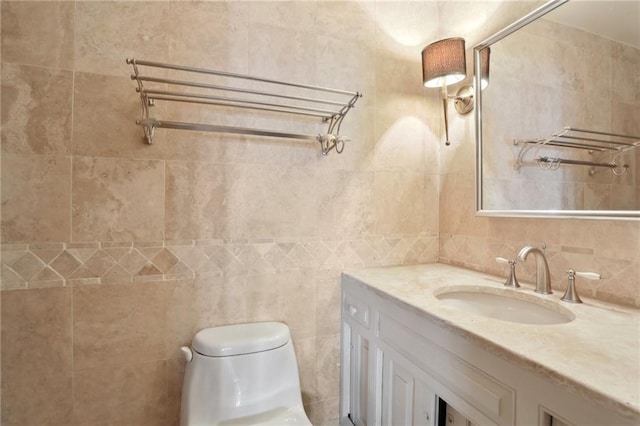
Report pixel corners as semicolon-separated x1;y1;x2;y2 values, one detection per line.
181;346;193;363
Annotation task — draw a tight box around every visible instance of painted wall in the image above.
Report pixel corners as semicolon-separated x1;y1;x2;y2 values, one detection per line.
0;1;441;424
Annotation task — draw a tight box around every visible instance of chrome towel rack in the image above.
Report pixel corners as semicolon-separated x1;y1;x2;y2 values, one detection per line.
514;126;640;175
127;58;362;155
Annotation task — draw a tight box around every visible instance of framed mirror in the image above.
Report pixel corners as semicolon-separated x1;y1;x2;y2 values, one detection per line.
474;0;640;219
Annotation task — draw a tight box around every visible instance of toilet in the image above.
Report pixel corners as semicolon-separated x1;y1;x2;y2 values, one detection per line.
180;322;312;425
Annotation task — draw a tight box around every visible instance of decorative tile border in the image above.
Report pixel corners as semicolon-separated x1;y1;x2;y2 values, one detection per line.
1;235;439;290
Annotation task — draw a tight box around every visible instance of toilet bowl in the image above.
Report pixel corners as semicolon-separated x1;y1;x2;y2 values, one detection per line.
180;322;312;426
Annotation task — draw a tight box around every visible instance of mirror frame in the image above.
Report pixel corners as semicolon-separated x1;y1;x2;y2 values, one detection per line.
473;0;640;220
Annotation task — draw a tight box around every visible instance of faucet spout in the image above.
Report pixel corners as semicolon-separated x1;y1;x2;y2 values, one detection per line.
517;246;552;294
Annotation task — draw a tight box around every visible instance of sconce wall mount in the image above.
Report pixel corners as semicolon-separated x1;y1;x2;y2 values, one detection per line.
422;38;490;145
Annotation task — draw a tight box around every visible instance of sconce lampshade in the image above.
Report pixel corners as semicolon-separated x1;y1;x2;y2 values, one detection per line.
480;47;491;90
422;37;466;88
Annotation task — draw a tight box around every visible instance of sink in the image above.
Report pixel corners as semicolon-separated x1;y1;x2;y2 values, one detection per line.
435;287;574;325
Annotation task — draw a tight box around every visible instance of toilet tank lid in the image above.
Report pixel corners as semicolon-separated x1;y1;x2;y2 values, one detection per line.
192;322;290;357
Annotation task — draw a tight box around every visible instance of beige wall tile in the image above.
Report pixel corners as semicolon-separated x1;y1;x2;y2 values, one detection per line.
73;282;167;371
1;154;71;242
72;156;165;242
73;72;165;159
1;64;73;155
75;1;170;77
1;1;74;69
166;357;187;426
165;161;245;240
374;170;426;234
1;287;73;426
169;1;249;73
315;333;341;401
316;169;375;239
73;360;169;426
244;165;317;239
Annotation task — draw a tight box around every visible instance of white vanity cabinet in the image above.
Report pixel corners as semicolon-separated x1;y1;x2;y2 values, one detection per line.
340;271;638;426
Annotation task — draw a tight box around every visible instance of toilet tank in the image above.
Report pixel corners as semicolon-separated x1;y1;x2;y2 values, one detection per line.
180;322;305;425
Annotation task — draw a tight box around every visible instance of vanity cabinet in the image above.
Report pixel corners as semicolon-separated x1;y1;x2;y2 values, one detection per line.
340;273;637;426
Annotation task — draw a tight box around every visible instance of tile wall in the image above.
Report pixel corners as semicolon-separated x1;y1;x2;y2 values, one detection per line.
0;1;442;425
2;1;639;426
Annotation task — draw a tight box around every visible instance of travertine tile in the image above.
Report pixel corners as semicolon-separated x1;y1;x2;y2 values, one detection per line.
73;282;168;371
72;72;165;159
73;360;169;426
315;0;376;44
166;357;186;426
315;333;341;401
316;169;375;239
374;170;425;234
1;287;73;426
165;161;245;240
293;336;317;405
71;156;165;242
1;64;73;155
281;270;316;340
1;154;72;242
169;1;249;73
75;1;170;76
316;274;341;336
49;251;81;279
1;1;74;69
244;165;317;239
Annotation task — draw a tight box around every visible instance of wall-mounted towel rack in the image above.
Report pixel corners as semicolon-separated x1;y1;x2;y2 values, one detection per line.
513;126;640;175
127;58;362;155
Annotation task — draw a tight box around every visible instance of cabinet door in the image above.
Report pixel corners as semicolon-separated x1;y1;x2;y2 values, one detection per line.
382;349;436;426
348;326;370;426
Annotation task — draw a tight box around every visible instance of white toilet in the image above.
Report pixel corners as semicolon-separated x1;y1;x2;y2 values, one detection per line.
180;322;312;425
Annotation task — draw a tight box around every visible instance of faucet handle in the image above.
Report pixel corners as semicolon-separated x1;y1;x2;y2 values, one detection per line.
561;270;602;304
575;271;602;280
495;257;521;288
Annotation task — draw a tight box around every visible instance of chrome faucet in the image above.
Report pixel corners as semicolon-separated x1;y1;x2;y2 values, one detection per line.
517;246;552;294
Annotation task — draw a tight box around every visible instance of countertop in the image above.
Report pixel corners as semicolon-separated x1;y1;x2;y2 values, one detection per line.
343;263;640;421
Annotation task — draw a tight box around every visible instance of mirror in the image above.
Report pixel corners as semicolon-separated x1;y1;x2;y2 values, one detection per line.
474;0;640;219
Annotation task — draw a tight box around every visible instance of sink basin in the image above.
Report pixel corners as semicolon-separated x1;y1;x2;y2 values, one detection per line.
435;287;574;325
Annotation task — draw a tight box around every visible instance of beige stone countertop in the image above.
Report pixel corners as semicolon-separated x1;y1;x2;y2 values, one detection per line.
343;263;640;421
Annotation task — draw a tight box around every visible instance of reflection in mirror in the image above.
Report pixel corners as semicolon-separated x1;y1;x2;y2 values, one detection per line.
475;0;640;218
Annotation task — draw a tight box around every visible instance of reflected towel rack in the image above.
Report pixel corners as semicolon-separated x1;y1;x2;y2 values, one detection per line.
127;58;363;155
514;126;640;175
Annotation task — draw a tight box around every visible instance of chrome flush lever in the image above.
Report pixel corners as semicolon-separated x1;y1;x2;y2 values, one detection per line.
561;270;602;304
495;257;521;288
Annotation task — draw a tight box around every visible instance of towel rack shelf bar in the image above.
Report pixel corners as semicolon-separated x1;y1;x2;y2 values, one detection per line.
141;119;320;141
137;76;349;107
145;91;338;117
130;58;359;97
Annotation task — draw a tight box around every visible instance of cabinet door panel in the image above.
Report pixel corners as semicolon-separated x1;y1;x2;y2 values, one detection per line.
382;348;438;426
382;354;414;426
349;330;369;426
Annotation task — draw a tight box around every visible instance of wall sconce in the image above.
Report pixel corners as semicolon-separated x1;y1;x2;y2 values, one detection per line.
422;38;490;146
